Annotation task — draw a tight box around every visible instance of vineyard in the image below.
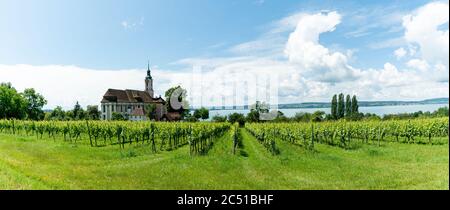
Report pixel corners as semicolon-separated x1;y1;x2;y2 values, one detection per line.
0;118;447;156
246;118;449;153
0;120;230;155
0;118;448;189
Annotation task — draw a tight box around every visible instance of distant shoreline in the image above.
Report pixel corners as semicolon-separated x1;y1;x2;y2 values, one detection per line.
201;98;449;111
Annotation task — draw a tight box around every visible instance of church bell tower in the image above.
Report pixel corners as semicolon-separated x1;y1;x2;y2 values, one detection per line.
145;61;154;98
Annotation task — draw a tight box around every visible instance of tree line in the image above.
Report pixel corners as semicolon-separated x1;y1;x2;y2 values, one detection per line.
46;102;101;121
1;82;101;121
0;82;47;120
211;95;448;125
2;82;447;123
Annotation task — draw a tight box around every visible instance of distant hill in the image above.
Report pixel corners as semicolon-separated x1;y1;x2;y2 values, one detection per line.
279;98;449;109
204;98;449;110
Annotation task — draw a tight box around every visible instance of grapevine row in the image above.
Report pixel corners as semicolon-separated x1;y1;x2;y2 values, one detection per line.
245;118;448;152
0;120;230;155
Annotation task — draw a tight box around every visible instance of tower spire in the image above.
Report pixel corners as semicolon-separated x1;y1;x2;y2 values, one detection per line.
145;60;154;97
146;60;152;79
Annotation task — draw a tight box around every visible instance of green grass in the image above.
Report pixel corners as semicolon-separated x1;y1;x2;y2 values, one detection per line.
0;129;448;190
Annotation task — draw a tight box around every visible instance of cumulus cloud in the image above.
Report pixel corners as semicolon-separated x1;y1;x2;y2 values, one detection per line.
394;47;407;59
402;1;449;68
285;11;358;83
406;59;429;71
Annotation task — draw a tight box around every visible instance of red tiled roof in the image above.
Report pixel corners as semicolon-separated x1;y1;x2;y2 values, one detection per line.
101;89;165;103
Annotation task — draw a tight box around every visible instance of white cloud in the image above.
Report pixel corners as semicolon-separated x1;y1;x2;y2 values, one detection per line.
284;11;358;82
402;1;449;67
394;47;407;59
405;58;449;82
406;59;429;71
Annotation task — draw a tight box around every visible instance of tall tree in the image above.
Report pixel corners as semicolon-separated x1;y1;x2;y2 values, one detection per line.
345;94;352;117
22;88;47;120
331;94;338;120
337;93;345;119
0;83;27;119
351;95;359;116
72;101;85;120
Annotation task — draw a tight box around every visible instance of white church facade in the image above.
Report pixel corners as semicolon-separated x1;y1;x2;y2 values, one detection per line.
100;63;167;121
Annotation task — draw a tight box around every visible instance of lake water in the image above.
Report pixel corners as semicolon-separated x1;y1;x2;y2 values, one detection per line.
208;103;449;119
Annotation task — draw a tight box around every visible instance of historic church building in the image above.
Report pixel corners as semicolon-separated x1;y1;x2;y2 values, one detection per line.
100;63;167;121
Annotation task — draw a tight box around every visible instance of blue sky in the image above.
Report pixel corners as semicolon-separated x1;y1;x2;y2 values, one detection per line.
0;0;448;109
0;0;434;69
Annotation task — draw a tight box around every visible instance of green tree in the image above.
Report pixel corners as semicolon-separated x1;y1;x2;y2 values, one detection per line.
66;110;74;120
337;93;345;119
211;115;227;122
145;104;157;120
292;112;312;122
246;110;260;123
193;107;209;121
0;83;27;119
331;94;338;120
345;94;352;118
351;95;359;116
433;107;448;117
165;86;189;119
184;113;199;122
273;111;289;122
22;88;47;120
86;105;101;120
49;106;66;120
312;111;325;122
228;113;246;126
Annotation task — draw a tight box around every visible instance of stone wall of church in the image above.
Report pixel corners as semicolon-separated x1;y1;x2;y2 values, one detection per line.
101;102;166;121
